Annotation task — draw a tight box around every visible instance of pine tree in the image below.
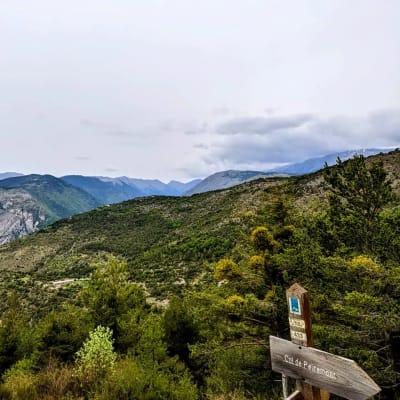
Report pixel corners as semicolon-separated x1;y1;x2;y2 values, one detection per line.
323;155;392;253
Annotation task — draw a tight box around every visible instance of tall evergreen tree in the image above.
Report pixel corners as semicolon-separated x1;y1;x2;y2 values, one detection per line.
323;155;392;253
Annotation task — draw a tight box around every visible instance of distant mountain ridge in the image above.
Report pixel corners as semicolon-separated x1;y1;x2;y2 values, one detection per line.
184;170;279;196
0;147;395;243
167;179;202;194
61;175;144;205
102;176;201;197
0;172;24;181
0;174;99;218
62;176;202;204
271;148;395;175
0;174;99;244
185;147;395;195
0;174;202;244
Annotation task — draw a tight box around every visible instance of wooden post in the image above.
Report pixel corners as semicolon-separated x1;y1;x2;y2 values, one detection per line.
286;283;328;400
271;282;380;400
282;374;289;398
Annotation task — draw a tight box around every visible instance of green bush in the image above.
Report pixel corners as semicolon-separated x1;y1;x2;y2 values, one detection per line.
251;227;278;253
214;259;242;282
74;325;116;389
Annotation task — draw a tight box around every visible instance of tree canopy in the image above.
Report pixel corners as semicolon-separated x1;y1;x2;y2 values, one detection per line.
323;155;393;252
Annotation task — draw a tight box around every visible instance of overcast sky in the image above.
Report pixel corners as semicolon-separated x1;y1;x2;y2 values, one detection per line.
1;1;399;182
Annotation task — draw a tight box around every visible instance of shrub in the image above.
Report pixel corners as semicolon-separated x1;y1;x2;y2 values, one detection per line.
74;325;116;389
249;255;265;271
226;295;245;306
95;357;198;400
348;255;381;274
214;259;242;282
0;362;38;400
36;359;75;399
251;227;277;253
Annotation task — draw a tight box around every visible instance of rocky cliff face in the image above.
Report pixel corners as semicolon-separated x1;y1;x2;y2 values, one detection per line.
0;174;102;245
0;189;46;245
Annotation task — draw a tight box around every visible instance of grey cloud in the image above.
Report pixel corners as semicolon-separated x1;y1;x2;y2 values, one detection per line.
216;114;313;135
159;120;209;136
75;156;90;161
1;1;398;182
105;167;119;173
211;107;232;116
79;118;93;127
264;108;276;115
80;119;144;138
309;111;400;145
205;110;400;167
184;123;209;136
79;119;112;129
80;119;123;133
178;160;221;179
159;120;174;133
104;131;134;137
193;143;209;150
368;110;400;140
210;134;330;165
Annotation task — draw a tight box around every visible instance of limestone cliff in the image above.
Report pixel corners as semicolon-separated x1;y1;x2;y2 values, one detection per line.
0;188;46;244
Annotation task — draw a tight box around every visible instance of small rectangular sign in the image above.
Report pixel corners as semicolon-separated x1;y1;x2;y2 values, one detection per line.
290;330;307;341
289;297;301;315
289;318;305;329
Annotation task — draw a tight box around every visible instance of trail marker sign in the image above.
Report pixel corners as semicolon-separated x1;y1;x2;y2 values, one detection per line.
289;296;301;315
270;283;381;400
286;283;313;348
286;283;322;399
270;336;381;400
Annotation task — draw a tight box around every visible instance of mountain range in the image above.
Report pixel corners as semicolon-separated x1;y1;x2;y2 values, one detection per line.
0;174;200;244
270;148;394;175
0;172;24;180
0;149;399;300
184;170;281;196
186;147;394;195
0;147;394;244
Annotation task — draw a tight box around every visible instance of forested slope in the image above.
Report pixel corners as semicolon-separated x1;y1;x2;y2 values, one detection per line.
0;150;399;399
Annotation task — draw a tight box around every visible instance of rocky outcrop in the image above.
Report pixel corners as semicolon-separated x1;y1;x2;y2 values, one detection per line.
0;189;46;245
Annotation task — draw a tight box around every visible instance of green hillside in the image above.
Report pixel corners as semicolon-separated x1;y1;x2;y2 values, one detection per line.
0;174;100;223
0;150;400;399
0;175;283;298
0;174;101;245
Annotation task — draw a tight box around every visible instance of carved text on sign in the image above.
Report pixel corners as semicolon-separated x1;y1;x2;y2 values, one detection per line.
284;354;337;380
289;317;305;329
290;330;306;341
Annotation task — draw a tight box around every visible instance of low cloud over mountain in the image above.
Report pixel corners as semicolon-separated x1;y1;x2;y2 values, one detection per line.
185;109;400;176
216;114;313;136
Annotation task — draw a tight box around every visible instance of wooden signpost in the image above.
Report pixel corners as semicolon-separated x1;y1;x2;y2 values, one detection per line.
286;283;313;347
270;336;381;400
270;283;381;400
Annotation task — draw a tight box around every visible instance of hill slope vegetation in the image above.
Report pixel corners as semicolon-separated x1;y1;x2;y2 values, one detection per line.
0;150;400;398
